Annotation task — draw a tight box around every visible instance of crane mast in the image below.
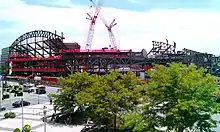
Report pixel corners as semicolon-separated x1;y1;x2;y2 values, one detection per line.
85;0;102;50
90;0;118;49
106;19;117;49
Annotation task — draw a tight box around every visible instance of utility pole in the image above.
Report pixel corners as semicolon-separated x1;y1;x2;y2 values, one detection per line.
43;109;47;132
0;81;2;111
38;92;40;104
9;91;11;112
21;97;24;130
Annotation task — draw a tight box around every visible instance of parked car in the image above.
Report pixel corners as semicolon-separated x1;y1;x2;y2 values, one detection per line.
36;85;46;94
0;107;6;111
23;84;35;93
81;125;109;132
12;100;30;107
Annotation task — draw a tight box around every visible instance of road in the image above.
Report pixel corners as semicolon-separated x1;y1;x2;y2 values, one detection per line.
0;85;59;112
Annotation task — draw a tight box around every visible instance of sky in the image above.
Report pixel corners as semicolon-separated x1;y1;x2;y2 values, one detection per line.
0;0;220;54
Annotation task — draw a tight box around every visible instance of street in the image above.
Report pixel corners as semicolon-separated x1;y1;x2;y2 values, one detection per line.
0;84;83;132
0;85;59;114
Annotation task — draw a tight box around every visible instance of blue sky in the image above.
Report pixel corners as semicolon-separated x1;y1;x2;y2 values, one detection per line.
1;0;220;54
21;0;213;10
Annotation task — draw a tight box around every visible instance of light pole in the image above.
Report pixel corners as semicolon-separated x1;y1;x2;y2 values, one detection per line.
43;109;47;132
0;81;2;111
38;91;40;104
9;91;11;112
21;97;24;130
34;77;41;104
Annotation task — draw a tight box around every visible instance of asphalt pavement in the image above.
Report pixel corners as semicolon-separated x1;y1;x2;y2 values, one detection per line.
0;85;59;113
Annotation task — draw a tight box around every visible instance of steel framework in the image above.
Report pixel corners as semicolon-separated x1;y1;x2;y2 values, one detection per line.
5;30;213;82
7;30;67;81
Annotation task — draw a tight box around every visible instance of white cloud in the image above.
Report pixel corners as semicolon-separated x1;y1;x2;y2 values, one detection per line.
0;0;220;54
127;0;142;4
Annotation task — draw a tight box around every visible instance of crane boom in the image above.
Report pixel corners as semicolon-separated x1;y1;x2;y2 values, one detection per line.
90;0;118;49
85;0;102;50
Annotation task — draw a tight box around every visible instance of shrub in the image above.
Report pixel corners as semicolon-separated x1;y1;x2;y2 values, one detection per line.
11;89;15;93
23;124;31;132
4;112;16;118
9;112;16;118
3;94;9;99
13;128;21;132
17;92;23;96
4;113;9;118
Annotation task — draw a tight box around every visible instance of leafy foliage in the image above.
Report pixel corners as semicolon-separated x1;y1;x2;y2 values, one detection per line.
52;63;218;131
122;63;220;131
52;72;97;112
52;71;147;126
76;71;146;124
13;128;21;132
23;124;31;132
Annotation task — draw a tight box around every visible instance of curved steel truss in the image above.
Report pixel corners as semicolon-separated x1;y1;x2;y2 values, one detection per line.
10;30;66;58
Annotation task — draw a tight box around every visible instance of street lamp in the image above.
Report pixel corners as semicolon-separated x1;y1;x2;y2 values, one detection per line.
9;89;12;112
43;109;47;132
38;91;40;104
21;97;24;130
0;80;2;111
21;97;24;128
34;76;41;104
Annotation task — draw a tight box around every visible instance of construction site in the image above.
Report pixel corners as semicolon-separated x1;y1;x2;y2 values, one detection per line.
4;0;213;83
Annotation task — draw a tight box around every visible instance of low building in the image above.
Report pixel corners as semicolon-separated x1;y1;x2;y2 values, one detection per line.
1;47;10;75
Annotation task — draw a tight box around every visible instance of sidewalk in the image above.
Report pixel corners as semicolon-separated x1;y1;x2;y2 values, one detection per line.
0;102;84;132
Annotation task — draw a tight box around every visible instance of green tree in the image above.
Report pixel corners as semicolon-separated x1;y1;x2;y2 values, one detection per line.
75;71;147;126
23;124;31;132
13;128;21;132
121;63;220;132
52;72;98;112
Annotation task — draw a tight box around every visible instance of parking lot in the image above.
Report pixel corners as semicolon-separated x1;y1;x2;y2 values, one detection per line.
0;81;83;131
0;102;84;132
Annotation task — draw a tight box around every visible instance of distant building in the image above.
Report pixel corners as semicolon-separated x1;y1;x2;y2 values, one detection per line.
1;47;10;74
0;54;1;67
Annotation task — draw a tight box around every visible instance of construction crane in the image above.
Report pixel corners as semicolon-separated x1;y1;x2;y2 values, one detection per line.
85;0;102;50
90;0;118;49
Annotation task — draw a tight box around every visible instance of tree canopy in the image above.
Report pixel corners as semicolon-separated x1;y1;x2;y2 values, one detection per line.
51;72;97;112
52;63;220;131
52;71;147;126
121;63;220;132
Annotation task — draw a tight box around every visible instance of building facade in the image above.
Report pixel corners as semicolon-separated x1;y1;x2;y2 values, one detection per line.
1;47;10;74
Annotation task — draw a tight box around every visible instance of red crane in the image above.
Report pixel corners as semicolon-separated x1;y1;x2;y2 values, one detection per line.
85;0;102;50
90;0;118;49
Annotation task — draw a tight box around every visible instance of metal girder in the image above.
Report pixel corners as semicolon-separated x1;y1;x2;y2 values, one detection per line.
35;42;51;56
11;30;64;47
182;48;200;55
26;43;44;57
16;44;35;56
50;39;67;49
10;46;25;55
64;54;184;73
148;40;176;56
42;41;57;53
9;30;66;59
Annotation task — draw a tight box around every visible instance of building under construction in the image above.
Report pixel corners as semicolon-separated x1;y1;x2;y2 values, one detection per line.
3;0;214;83
5;30;213;83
